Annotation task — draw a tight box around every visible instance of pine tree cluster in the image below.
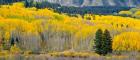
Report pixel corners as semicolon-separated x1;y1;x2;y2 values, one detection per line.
94;29;112;55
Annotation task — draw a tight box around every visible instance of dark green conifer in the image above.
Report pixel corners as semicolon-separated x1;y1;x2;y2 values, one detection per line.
94;29;112;55
94;29;103;55
102;29;112;55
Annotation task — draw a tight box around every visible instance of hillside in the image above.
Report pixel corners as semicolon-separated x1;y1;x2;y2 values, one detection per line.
0;2;140;52
34;0;140;7
25;1;132;15
0;2;140;60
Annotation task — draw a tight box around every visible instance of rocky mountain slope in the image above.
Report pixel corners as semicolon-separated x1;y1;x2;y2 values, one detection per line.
33;0;140;7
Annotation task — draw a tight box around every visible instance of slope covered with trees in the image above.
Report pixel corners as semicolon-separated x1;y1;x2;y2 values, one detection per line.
0;2;139;60
0;0;24;5
24;0;132;15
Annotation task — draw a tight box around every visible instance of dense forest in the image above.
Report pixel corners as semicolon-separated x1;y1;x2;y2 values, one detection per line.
0;0;24;5
0;1;139;60
24;0;132;15
0;0;132;15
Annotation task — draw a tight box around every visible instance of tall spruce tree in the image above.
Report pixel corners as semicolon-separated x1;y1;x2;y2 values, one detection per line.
94;29;103;55
25;0;34;7
102;29;112;55
25;0;29;7
94;29;112;55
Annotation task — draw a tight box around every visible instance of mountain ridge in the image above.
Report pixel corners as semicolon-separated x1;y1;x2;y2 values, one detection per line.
33;0;140;7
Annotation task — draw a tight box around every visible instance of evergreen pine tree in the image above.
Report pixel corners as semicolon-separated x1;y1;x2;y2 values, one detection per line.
94;29;103;55
25;0;29;7
102;29;112;55
94;29;112;55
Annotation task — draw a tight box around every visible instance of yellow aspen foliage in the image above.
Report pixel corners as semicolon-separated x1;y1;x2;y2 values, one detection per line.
10;44;21;54
133;11;140;18
119;11;132;15
0;50;9;56
4;32;10;42
0;2;140;52
23;50;32;56
113;32;140;51
84;14;95;20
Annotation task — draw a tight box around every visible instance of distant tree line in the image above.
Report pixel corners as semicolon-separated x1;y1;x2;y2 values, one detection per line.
0;0;133;15
0;0;24;5
24;1;132;15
